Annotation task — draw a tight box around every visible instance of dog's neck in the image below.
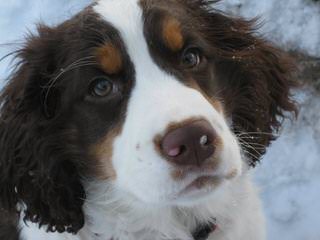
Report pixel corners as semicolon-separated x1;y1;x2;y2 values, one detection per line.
84;201;217;240
91;222;217;240
82;181;238;240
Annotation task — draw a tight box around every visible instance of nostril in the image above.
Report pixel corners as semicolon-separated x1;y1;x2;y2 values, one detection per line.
200;135;209;146
167;147;181;157
165;145;187;157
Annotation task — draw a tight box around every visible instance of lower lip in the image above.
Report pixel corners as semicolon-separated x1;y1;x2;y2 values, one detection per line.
181;176;220;194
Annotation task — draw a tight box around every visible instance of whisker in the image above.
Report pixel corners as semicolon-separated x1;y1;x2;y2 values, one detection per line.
239;139;263;156
239;143;265;151
42;57;97;110
240;142;266;148
43;56;96;88
236;132;279;136
242;150;260;161
237;136;262;139
43;61;97;93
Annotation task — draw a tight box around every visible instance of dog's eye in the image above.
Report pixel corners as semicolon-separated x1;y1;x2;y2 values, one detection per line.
90;76;113;97
181;48;201;68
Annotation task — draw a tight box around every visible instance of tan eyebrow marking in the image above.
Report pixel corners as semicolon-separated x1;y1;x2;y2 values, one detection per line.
95;43;122;74
162;16;184;51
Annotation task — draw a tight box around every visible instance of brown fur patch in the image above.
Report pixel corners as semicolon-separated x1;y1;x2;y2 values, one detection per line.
162;16;184;51
90;127;122;180
96;43;122;75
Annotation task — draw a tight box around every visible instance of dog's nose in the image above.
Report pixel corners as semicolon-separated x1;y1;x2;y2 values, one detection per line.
161;120;216;167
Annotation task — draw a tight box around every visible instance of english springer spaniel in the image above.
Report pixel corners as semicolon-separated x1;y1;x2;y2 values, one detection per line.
0;0;297;240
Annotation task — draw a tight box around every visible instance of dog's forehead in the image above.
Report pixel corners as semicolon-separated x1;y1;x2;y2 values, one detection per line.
94;0;142;32
93;0;183;72
93;0;151;68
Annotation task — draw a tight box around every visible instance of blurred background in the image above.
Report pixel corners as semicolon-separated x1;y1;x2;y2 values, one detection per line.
0;1;319;239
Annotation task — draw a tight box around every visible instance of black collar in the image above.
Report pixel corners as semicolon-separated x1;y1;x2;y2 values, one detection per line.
192;222;217;240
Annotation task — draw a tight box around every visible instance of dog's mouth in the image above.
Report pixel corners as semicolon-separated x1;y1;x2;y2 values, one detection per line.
175;168;239;200
178;175;221;197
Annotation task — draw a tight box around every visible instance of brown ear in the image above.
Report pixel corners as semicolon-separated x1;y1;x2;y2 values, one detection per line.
199;4;298;166
0;24;85;234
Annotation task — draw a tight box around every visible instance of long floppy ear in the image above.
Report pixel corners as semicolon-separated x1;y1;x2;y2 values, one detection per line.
196;3;298;166
0;25;85;233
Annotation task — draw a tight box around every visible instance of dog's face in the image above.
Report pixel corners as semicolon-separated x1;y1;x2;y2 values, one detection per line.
91;0;242;205
0;0;297;234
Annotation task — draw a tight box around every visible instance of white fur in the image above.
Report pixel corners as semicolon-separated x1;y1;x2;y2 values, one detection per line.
20;0;266;239
20;173;266;240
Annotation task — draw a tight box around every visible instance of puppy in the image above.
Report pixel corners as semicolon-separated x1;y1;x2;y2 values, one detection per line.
0;0;297;239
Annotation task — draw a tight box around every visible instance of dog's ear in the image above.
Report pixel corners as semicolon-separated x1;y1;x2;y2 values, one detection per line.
0;25;85;233
197;4;298;166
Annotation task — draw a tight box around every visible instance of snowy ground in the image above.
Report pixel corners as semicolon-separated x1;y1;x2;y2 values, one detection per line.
217;0;320;57
0;1;319;240
256;89;320;240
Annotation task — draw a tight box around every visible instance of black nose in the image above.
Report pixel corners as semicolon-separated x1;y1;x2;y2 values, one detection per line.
161;120;216;167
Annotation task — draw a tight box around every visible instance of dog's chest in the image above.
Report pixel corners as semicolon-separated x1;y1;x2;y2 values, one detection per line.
85;212;217;240
93;225;216;240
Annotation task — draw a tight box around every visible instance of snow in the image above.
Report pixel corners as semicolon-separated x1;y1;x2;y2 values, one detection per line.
217;0;320;57
255;89;320;240
0;0;91;81
0;1;319;239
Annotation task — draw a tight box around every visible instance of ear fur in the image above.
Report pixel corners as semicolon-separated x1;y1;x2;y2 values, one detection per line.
194;1;298;166
0;25;85;233
0;208;19;240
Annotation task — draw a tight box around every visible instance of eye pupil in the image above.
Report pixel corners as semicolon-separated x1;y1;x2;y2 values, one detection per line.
91;77;113;97
182;49;201;68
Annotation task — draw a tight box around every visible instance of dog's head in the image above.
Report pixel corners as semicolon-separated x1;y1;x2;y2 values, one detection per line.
0;0;297;234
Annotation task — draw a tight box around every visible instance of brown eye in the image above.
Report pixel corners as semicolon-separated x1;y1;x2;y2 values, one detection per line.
181;48;201;68
90;76;113;97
